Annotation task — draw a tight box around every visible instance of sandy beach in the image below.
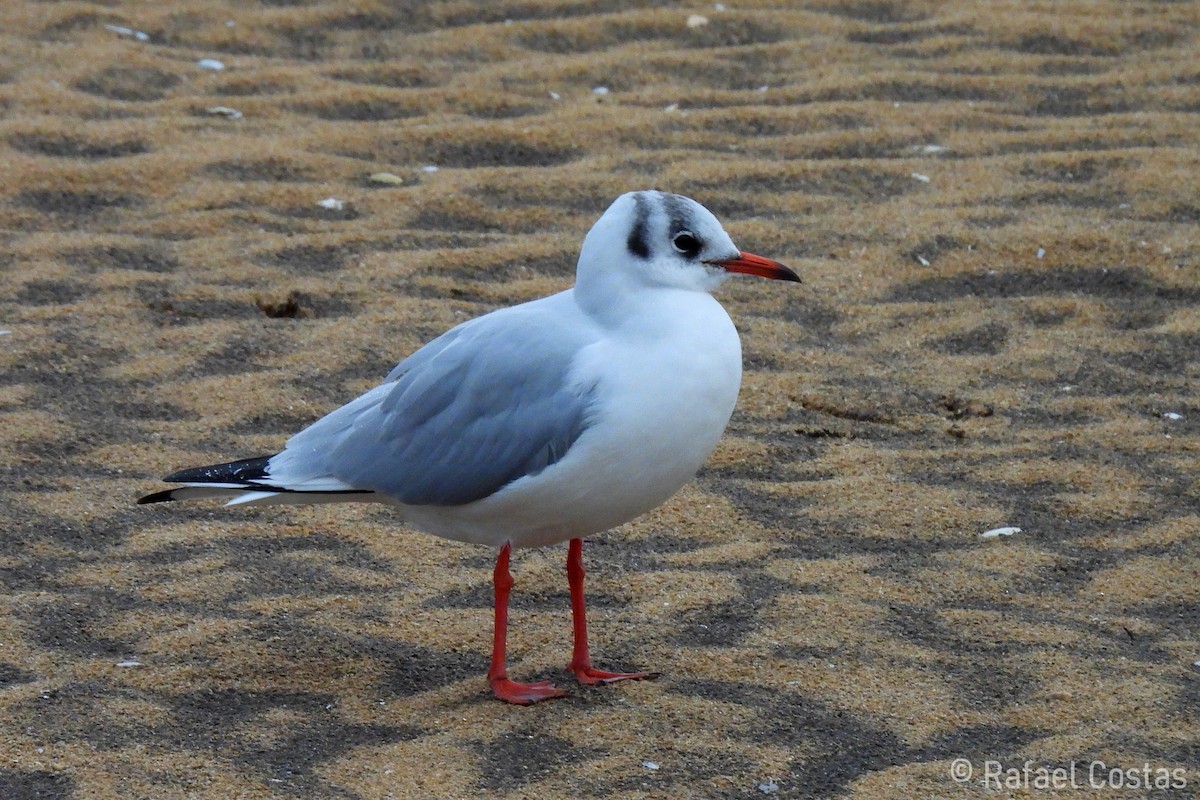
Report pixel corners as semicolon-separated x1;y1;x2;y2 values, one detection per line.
1;0;1198;797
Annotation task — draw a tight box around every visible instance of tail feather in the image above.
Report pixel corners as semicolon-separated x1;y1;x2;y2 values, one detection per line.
139;454;375;506
137;486;247;505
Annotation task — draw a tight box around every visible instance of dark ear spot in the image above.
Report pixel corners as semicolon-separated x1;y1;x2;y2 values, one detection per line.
626;192;652;259
627;220;649;259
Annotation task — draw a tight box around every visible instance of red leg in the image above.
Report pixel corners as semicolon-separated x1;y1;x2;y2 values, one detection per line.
488;541;566;704
567;538;657;685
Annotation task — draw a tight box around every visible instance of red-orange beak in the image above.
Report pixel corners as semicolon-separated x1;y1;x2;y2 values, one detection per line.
713;251;800;282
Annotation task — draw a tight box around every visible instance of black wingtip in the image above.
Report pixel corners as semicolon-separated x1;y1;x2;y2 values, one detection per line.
141;455;275;506
138;489;178;505
164;455;274;484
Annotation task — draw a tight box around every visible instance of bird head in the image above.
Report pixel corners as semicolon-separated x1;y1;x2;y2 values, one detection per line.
577;191;799;295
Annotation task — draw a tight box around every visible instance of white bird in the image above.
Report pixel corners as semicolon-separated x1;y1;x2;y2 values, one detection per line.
139;190;799;704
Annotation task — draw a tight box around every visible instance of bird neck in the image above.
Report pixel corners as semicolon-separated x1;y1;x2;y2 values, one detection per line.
573;271;724;337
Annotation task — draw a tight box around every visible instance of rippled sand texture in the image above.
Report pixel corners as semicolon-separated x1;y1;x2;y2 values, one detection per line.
1;0;1198;798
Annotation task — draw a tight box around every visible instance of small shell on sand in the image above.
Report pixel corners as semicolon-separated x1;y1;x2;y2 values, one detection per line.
206;106;243;119
368;172;404;186
980;526;1022;539
104;24;150;42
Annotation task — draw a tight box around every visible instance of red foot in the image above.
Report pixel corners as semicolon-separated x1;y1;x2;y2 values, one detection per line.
570;661;659;686
490;676;568;705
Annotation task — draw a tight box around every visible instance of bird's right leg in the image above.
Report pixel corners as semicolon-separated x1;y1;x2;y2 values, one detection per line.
488;541;567;704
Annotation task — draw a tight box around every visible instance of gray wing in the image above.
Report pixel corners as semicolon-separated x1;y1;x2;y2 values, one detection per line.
268;296;599;506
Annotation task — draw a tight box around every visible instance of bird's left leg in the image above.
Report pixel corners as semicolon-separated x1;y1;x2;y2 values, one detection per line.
566;537;658;685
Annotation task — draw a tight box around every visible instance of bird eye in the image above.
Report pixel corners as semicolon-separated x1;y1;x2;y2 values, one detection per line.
672;231;701;257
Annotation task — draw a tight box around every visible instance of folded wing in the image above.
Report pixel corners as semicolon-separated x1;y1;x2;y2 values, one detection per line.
258;298;599;507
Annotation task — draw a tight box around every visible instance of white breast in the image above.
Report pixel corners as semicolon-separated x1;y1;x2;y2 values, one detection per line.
403;291;743;548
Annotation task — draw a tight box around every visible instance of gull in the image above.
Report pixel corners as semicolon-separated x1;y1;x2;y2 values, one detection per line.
139;190;799;704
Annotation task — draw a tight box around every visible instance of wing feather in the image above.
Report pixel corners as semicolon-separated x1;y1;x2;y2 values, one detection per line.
268;293;598;506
